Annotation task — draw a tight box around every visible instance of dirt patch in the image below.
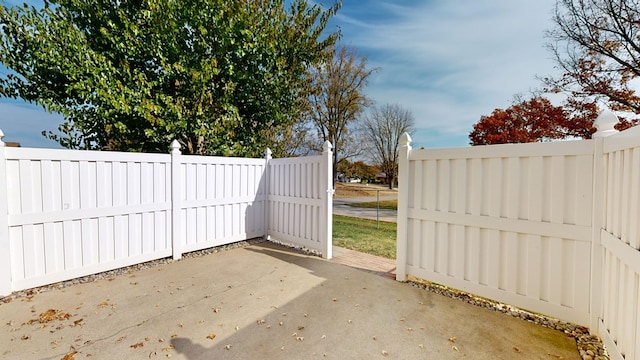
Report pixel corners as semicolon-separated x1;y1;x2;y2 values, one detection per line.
334;183;396;198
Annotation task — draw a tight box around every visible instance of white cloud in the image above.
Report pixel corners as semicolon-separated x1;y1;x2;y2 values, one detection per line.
335;0;559;148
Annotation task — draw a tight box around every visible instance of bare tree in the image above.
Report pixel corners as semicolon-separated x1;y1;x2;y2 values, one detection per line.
362;104;414;189
305;45;377;183
544;0;640;115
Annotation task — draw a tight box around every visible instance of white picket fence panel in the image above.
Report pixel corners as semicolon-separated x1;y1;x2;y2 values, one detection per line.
4;147;173;292
0;138;333;296
265;141;333;258
397;139;594;326
396;112;640;360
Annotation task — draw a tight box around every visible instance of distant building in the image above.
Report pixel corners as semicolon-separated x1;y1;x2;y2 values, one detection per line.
5;142;20;147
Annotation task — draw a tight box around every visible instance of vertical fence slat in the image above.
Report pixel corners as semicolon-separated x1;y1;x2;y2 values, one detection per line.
0;134;11;294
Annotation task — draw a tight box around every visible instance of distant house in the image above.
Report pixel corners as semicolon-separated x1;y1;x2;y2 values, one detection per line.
375;172;386;182
5;142;20;147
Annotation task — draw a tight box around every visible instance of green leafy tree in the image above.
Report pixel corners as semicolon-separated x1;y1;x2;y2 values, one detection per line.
0;0;340;156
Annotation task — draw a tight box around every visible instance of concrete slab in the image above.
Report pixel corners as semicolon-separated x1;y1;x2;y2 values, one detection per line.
0;242;580;359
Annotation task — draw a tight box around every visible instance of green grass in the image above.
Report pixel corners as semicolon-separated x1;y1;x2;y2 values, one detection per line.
345;199;398;210
333;214;396;259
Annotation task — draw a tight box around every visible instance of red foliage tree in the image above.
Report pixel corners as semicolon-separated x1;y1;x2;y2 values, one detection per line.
470;95;640;146
469;97;584;145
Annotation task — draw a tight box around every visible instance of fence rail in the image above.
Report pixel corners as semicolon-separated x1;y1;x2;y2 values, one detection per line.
396;111;640;359
0;136;333;296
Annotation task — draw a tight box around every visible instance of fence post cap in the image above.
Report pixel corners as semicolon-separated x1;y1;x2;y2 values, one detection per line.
400;132;412;146
264;148;272;157
0;129;4;146
593;109;619;138
170;139;181;153
322;140;333;152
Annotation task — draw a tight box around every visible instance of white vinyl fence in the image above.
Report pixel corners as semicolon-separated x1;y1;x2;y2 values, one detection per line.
0;135;333;296
396;111;640;360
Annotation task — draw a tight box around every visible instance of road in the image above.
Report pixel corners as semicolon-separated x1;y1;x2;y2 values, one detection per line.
332;195;398;223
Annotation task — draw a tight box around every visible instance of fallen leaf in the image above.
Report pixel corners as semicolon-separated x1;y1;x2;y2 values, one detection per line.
382;350;388;356
38;309;70;323
130;342;144;349
224;344;232;350
448;337;457;343
206;334;216;340
61;351;78;360
256;319;266;325
161;345;175;352
298;326;305;330
418;344;424;349
296;337;304;341
452;346;459;352
21;334;30;340
513;347;521;353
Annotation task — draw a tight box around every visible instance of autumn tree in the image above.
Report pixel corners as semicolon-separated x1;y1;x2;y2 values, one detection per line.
361;103;414;189
305;45;376;183
545;0;640;119
337;159;377;183
0;0;340;156
469;96;603;145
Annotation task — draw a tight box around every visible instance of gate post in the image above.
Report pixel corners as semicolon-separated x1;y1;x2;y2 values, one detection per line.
590;110;618;332
0;130;11;295
320;141;334;259
170;140;182;260
396;133;412;281
263;148;272;241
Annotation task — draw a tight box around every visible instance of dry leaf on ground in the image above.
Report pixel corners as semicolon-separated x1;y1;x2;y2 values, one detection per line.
60;351;78;360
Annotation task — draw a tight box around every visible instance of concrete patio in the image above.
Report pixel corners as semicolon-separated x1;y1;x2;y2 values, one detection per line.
0;242;580;359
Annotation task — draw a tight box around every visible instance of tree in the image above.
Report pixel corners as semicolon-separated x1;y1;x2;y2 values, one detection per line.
469;96;600;145
336;159;377;183
0;0;340;156
362;103;414;189
545;0;640;119
304;45;376;183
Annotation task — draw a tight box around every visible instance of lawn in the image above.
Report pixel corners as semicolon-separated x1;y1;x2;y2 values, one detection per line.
332;214;396;259
345;199;398;210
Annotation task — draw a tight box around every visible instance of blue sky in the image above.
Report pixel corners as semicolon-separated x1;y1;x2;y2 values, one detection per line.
0;0;559;149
